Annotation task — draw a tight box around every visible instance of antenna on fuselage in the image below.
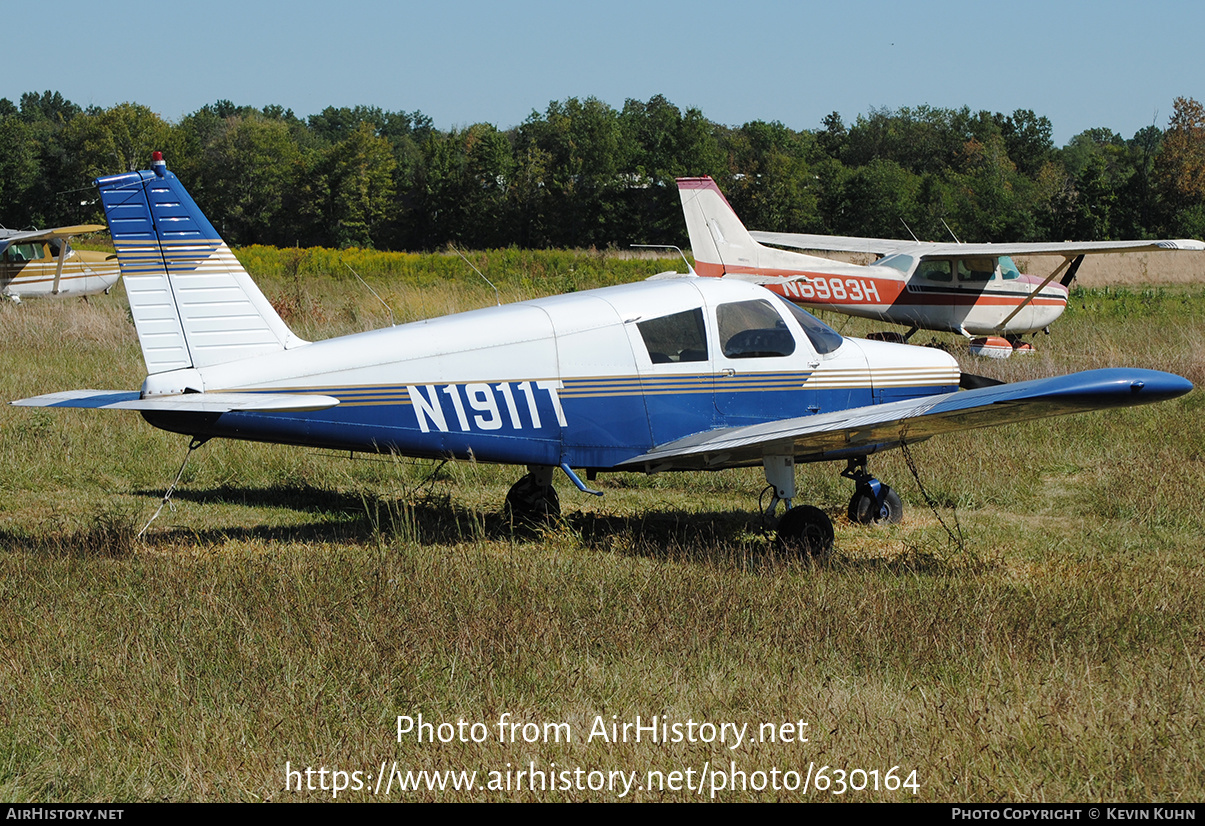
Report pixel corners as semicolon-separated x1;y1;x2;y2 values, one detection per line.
941;219;962;244
900;219;920;243
342;261;396;327
630;244;696;276
452;246;502;306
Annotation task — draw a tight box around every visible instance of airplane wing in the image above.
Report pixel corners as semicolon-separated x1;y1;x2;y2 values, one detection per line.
0;224;107;253
750;232;1205;258
617;368;1191;471
11;390;340;413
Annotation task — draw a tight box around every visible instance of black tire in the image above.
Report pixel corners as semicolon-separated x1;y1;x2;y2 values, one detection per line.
775;506;834;558
504;473;560;524
847;485;903;525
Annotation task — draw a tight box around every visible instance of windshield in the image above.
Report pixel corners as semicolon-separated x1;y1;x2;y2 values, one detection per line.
875;253;914;273
999;256;1021;280
774;295;844;354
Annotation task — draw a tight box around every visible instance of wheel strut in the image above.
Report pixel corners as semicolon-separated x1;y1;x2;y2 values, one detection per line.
841;457;881;498
761;455;795;522
841;457;903;525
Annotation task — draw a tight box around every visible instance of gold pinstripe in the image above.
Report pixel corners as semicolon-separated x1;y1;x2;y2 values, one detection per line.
216;365;959;408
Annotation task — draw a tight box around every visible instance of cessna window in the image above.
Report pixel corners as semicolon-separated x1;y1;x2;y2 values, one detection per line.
999;256;1021;280
957;257;995;282
717;299;796;359
875;253;914;273
3;244;45;263
775;296;844;354
636;308;708;363
917;260;952;282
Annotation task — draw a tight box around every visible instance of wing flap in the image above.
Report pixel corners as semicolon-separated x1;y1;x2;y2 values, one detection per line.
618;369;1192;471
12;390;340;413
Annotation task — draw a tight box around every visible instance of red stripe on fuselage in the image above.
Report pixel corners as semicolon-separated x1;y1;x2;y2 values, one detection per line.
698;262;903;306
702;262;1066;310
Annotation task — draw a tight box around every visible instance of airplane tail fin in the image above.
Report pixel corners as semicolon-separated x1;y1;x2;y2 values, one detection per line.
677;177;766;277
96;153;306;376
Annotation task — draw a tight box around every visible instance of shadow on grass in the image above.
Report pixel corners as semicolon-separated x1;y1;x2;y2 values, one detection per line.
135;483;371;516
1;481;986;574
0;506;141;558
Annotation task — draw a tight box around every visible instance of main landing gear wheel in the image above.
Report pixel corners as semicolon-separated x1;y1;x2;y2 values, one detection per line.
504;473;560;525
847;485;903;525
775;506;834;558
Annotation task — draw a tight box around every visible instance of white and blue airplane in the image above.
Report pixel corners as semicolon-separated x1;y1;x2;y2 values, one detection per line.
11;153;1195;553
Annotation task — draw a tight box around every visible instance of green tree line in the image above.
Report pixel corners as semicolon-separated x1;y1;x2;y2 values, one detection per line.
2;91;1204;250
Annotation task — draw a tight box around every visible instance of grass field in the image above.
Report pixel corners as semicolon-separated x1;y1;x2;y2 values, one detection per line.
1;249;1202;802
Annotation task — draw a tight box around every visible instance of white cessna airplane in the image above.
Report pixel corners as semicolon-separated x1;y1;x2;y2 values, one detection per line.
11;154;1193;553
0;225;120;302
678;177;1205;357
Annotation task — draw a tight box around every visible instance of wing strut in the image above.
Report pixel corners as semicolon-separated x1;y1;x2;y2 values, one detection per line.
993;255;1082;333
50;235;73;295
1060;254;1085;287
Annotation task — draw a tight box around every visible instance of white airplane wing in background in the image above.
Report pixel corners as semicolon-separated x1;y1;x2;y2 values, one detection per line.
0;224;108;254
750;232;1205;259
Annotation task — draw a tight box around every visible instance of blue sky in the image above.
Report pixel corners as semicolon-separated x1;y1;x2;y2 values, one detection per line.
5;0;1202;145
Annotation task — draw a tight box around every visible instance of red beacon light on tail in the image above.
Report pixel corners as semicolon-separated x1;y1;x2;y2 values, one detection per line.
151;151;166;177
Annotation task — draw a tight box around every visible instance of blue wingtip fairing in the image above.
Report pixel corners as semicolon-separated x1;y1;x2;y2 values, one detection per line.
938;368;1193;416
1086;368;1193;403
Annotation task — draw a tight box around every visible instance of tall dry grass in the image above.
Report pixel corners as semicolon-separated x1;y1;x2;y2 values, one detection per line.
0;253;1201;801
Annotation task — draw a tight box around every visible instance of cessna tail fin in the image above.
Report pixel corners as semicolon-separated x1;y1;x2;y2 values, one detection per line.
676;177;761;277
97;153;306;375
677;177;853;281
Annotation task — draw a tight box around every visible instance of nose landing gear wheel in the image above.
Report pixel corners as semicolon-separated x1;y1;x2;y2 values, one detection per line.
847;485;903;525
775;506;834;558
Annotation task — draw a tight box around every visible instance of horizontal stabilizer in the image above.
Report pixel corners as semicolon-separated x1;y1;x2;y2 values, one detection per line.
618;368;1192;470
12;390;340;413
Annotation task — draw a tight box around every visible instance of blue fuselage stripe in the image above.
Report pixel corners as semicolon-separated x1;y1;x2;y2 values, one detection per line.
150;379;956;468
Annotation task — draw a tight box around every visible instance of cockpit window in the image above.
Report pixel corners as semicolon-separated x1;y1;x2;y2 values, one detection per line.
999;256;1021;280
875;253;914;273
917;259;952;282
717;299;796;359
957;257;995;282
3;243;45;263
637;308;708;363
774;296;844;354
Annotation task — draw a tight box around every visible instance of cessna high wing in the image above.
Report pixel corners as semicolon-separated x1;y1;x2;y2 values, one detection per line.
11;154;1193;553
0;225;121;302
678;177;1205;357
